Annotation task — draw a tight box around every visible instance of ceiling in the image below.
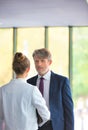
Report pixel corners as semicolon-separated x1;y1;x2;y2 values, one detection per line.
0;0;88;28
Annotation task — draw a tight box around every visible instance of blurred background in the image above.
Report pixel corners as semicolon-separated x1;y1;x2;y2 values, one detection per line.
0;0;88;130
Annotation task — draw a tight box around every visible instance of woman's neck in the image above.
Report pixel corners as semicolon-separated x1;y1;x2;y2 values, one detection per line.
16;74;26;79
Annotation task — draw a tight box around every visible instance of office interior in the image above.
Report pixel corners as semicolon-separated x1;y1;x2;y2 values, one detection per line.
0;0;88;130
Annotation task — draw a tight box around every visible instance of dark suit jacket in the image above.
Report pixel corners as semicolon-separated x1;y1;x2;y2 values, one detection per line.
27;71;74;130
38;120;53;130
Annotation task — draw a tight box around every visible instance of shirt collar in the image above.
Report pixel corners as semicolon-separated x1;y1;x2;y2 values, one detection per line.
12;78;26;83
38;70;51;80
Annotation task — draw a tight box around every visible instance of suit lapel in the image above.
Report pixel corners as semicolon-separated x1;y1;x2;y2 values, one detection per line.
49;72;56;107
31;75;38;86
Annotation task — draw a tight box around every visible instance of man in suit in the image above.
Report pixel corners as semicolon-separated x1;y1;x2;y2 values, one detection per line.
27;48;74;130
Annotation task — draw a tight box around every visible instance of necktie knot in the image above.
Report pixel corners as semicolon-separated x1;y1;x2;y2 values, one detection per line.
40;77;44;80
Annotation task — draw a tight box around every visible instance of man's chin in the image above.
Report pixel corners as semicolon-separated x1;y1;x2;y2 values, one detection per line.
38;71;45;76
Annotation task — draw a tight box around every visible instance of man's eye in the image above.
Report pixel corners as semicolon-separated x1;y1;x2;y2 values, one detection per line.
41;60;44;62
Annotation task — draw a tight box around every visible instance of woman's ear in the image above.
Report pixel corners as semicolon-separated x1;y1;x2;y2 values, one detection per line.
25;67;30;78
26;67;30;73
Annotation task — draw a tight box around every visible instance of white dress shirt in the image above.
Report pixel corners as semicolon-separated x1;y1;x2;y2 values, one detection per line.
37;71;51;109
0;78;50;130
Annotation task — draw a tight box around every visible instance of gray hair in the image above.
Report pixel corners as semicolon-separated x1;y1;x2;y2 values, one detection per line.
32;48;52;60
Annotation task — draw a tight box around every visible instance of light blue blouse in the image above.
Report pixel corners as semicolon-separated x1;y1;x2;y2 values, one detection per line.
0;78;50;130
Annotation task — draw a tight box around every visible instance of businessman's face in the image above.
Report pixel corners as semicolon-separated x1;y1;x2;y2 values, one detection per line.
33;56;52;76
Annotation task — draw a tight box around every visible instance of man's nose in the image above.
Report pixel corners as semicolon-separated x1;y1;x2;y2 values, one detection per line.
38;61;42;66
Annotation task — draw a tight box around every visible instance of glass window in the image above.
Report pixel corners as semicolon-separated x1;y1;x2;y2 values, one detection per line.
0;29;13;86
17;28;45;77
0;26;88;130
48;27;69;77
72;27;88;130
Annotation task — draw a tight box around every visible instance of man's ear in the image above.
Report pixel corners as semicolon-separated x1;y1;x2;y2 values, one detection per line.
49;60;52;65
